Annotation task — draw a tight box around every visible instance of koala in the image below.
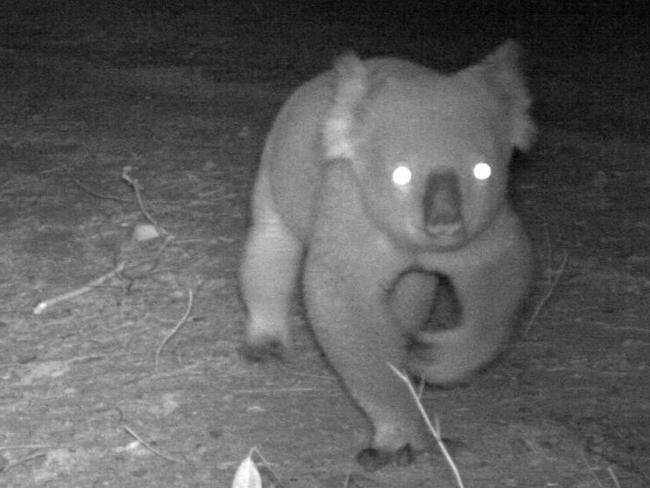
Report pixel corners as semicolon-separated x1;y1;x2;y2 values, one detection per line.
240;40;534;470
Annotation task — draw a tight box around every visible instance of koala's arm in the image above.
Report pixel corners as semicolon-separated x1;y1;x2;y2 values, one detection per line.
303;161;430;458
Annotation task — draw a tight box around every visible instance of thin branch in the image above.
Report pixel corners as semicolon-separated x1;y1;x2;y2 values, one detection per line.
155;289;194;371
233;387;318;394
2;452;46;472
0;445;51;451
249;447;285;488
607;467;621;488
33;262;126;315
523;250;568;336
119;234;175;281
122;425;183;464
33;232;174;315
388;363;464;488
62;165;133;203
122;166;169;237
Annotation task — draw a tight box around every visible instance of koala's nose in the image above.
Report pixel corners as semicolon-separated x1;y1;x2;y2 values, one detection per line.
423;171;462;236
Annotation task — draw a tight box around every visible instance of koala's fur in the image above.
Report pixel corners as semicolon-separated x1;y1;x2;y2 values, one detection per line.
240;40;534;470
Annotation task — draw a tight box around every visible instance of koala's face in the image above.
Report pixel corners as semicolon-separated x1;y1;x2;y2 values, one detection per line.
352;76;512;251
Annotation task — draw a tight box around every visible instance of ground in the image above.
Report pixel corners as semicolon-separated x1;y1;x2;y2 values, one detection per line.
0;2;648;487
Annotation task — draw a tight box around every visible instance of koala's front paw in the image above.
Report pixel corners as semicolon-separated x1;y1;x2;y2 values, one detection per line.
241;336;287;362
355;444;416;471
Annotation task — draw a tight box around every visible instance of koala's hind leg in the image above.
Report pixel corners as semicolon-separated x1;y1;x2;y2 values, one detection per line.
240;169;303;359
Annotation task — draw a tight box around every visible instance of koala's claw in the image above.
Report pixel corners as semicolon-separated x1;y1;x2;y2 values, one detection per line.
356;443;416;471
241;340;286;362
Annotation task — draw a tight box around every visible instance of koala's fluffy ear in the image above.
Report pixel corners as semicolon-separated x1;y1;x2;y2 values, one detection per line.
322;53;369;160
472;40;536;151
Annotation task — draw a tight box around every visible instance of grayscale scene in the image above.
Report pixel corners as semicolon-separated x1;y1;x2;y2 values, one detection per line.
0;1;648;487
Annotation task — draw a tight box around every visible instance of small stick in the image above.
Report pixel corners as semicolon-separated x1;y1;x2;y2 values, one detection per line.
61;165;133;203
581;452;605;488
388;363;465;488
523;250;568;336
2;452;46;472
233;387;319;394
122;166;169;237
33;262;126;315
155;289;194;372
0;445;51;451
607;467;621;488
119;234;175;281
122;425;183;464
249;447;285;488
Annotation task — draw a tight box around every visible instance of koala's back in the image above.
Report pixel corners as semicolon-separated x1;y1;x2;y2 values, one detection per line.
261;72;334;241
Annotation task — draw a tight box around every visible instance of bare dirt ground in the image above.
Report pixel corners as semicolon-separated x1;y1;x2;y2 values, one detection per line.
0;2;648;487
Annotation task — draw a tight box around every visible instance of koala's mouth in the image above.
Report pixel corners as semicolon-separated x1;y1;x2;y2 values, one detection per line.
419;221;467;250
426;221;464;239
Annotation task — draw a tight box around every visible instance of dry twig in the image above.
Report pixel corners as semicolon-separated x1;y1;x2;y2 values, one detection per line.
62;164;133;203
155;289;194;371
2;453;47;472
0;445;51;451
119;233;176;281
248;447;285;488
33;262;126;315
122;165;169;237
122;425;183;464
607;467;622;488
388;363;465;488
523;250;568;336
34;166;178;314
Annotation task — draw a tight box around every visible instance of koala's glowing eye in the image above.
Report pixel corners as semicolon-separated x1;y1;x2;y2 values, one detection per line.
473;161;492;181
391;166;412;186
